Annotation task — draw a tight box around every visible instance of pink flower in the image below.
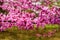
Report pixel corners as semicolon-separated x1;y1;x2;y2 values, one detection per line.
36;33;41;37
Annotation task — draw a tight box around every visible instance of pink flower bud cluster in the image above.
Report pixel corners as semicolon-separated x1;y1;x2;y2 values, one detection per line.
0;0;60;31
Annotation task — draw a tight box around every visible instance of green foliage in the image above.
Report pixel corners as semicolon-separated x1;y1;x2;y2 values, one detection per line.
0;24;59;40
45;24;59;30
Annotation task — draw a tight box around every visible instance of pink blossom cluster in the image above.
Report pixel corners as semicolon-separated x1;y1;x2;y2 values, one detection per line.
0;0;60;31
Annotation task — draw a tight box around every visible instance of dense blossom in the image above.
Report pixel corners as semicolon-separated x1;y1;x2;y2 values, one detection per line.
0;0;60;31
